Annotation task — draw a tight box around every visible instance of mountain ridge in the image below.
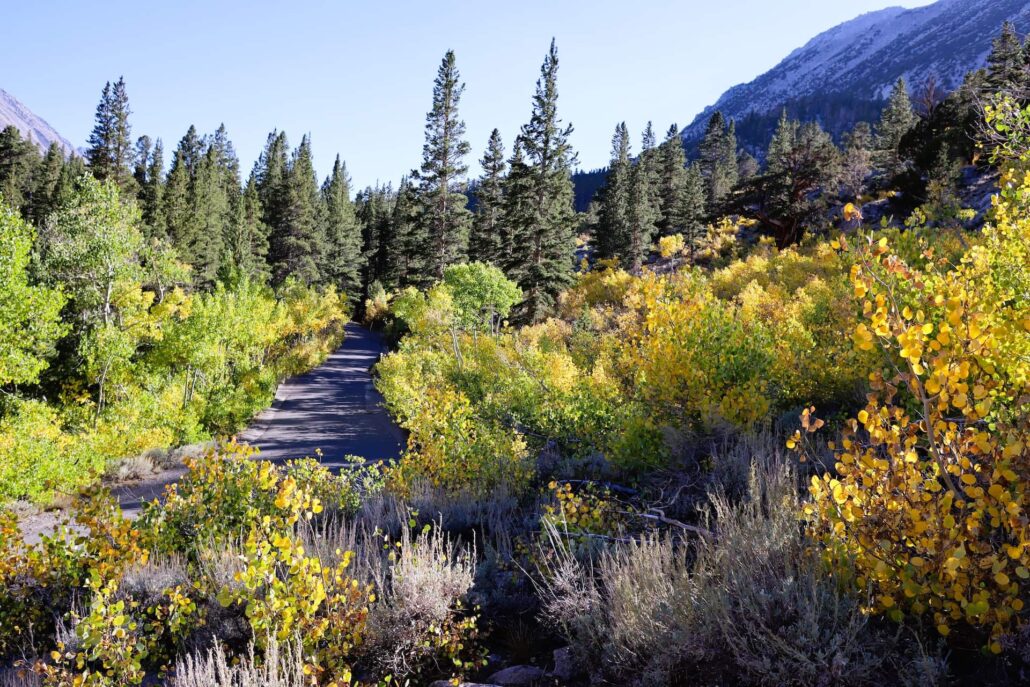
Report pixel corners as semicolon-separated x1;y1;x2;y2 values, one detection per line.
0;88;77;156
682;0;1030;152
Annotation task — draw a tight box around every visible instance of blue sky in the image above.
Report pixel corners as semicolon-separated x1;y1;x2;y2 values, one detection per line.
4;0;933;188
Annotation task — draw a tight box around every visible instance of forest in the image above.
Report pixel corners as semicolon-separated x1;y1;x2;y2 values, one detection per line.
0;20;1029;687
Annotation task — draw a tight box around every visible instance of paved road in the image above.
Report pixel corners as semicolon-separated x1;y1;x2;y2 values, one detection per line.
239;322;406;467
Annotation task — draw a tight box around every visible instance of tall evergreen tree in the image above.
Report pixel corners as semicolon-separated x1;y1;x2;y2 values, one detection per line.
189;145;230;287
387;176;420;289
321;155;363;302
681;163;707;261
414;50;472;280
986;21;1025;96
469;129;507;265
698;112;737;207
876;78;916;179
358;183;395;297
254;131;290;237
223;174;270;284
269;135;324;285
656;123;687;236
85;77;135;192
163;126;203;272
133;136;165;238
595;122;631;262
506;39;577;321
0;125;40;213
625;123;660;271
500;138;534;274
28;142;65;225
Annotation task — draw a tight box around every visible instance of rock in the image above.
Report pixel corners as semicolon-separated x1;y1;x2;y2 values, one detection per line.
487;664;547;686
551;646;577;681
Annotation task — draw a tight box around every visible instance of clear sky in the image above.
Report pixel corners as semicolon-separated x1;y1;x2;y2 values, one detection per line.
4;0;934;189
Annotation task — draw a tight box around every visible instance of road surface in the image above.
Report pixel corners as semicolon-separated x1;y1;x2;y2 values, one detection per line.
239;322;406;467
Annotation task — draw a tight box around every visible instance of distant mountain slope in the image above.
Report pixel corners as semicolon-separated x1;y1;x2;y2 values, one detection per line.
683;0;1030;153
0;88;77;155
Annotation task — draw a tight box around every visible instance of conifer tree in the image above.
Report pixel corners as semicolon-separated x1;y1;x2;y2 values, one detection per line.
85;77;135;192
0;125;40;213
625;123;660;271
876;78;916;179
699;112;737;207
986;21;1025;96
358;183;395;296
133;136;165;238
840;122;874;198
505;40;577;321
163;126;203;274
595;122;631;261
321;155;363;302
254;131;290;238
189;146;230;287
28;142;64;226
656;123;687;236
414;50;472;280
387;176;420;289
223;174;270;284
269;135;324;285
681;163;707;261
469;129;507;265
500;138;534;274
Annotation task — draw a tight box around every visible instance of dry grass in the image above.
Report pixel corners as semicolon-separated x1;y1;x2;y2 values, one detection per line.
171;637;306;687
536;456;941;686
0;669;41;687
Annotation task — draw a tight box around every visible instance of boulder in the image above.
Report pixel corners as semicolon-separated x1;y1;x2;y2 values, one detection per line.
487;664;547;686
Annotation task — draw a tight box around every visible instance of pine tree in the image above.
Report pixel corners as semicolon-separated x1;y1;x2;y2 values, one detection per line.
0;125;41;213
986;21;1025;96
469;129;507;265
85;77;135;192
840;121;874;198
387;176;420;289
270;135;324;285
163;126;203;272
506;39;577;321
595;122;631;261
321;155;363;302
223;174;270;284
189;146;230;287
254;131;290;237
656;123;687;236
625;123;660;271
500;138;534;275
28;142;64;225
699;112;737;207
876;78;916;179
133;136;165;238
357;183;395;297
681;163;707;261
414;50;472;280
751;111;840;247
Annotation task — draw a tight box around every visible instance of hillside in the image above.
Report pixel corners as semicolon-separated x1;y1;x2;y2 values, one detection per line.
682;0;1030;153
0;88;76;155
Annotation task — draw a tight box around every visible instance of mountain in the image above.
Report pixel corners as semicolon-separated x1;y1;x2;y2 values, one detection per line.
0;88;77;155
682;0;1030;154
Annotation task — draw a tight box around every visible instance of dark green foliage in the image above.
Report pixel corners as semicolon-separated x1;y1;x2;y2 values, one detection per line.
505;39;578;321
876;78;916;180
85;77;135;193
699;112;738;208
270;135;324;286
594;122;631;262
358;183;395;297
27;142;65;226
986;21;1025;96
322;155;363;302
840;122;874;198
656;124;706;258
625;123;660;271
254;131;290;236
500;138;534;275
387;176;422;290
223;174;270;284
469;129;506;265
133;136;165;238
414;50;472;280
0;125;41;213
743;111;840;247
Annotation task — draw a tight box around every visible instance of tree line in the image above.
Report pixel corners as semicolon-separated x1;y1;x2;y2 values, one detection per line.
0;40;578;323
591;21;1030;259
